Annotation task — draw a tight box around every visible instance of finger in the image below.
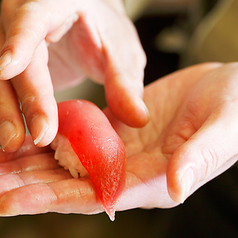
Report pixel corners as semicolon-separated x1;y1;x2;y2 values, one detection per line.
0;168;72;197
105;68;149;128
0;178;103;216
0;0;81;79
0;17;25;152
0;80;25;152
0;152;59;176
11;41;58;146
66;4;149;127
101;12;149;127
0;135;52;163
167;103;238;203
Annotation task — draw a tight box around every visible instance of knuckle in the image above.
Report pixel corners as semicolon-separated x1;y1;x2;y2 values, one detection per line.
21;92;42;115
20;89;52;118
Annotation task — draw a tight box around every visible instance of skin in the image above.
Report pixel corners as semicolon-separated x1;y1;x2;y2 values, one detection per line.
0;0;149;152
0;62;237;216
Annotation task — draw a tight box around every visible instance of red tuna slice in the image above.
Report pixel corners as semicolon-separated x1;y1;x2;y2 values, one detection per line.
56;100;126;220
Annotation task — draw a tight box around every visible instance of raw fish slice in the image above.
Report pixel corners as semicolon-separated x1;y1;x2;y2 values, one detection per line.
52;100;126;220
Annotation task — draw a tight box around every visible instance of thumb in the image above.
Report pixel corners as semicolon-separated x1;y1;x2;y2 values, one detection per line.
166;107;238;203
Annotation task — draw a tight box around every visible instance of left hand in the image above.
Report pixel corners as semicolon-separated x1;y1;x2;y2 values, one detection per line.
0;62;237;216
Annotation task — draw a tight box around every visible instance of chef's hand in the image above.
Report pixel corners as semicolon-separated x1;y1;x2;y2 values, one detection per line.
0;0;148;152
1;63;237;216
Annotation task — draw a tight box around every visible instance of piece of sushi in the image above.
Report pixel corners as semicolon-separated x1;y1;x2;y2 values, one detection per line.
51;100;126;221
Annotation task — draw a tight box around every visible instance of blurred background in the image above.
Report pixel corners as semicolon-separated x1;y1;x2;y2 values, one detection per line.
1;0;238;237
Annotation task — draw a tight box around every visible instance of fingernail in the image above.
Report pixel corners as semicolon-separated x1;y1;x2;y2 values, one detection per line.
180;167;194;203
30;115;49;145
0;50;12;70
137;98;150;126
0;121;17;151
140;99;150;119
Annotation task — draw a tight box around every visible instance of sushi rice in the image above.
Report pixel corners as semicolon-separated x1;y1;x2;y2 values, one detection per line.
51;134;88;178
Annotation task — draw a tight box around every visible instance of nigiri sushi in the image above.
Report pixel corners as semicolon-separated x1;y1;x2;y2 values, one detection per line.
51;100;126;221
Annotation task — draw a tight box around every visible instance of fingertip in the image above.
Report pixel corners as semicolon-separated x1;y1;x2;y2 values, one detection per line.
108;96;150;128
166;166;181;203
105;81;150;127
166;146;195;203
137;98;150;126
167;165;195;204
129;98;150;127
29;114;57;147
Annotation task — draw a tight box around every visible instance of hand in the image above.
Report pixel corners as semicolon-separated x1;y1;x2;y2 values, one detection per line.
1;63;237;217
105;62;238;208
0;0;148;152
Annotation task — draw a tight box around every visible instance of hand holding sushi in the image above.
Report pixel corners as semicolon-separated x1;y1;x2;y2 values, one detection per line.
0;63;237;218
0;0;148;152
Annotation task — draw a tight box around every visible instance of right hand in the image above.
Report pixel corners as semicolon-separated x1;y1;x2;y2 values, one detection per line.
0;0;148;152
